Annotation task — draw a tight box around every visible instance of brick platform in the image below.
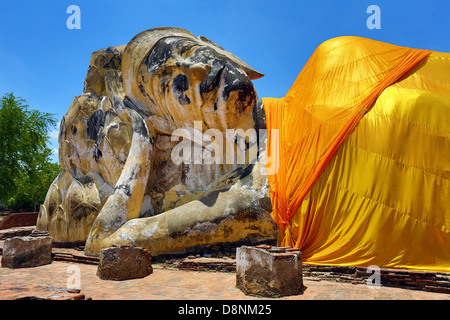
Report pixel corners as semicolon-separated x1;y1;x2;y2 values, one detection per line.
303;264;450;294
177;257;236;272
158;257;450;294
1;259;448;300
53;247;100;265
0;228;449;295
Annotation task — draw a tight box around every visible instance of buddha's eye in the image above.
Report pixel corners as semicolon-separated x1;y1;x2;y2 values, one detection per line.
172;74;191;105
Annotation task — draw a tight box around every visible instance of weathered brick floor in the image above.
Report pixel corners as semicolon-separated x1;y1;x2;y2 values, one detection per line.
0;257;449;300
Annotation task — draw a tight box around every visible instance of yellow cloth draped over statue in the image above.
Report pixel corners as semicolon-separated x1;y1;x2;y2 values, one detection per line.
262;36;450;272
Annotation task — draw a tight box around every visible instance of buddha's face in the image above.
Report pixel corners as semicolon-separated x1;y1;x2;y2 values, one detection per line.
135;36;257;132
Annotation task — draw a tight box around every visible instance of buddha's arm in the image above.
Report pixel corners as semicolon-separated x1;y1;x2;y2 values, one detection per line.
85;160;275;255
85;70;156;248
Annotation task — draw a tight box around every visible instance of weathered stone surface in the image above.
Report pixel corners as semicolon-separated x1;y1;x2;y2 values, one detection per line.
36;27;276;256
1;234;53;268
0;226;34;240
30;230;50;237
236;246;303;297
96;245;153;280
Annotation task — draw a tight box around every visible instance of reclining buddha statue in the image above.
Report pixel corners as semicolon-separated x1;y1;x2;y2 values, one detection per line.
37;27;276;255
37;27;450;272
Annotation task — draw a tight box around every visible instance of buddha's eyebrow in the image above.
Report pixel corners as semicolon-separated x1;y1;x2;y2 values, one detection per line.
145;38;202;73
145;39;174;73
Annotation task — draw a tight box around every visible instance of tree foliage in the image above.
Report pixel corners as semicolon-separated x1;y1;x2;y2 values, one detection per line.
0;93;59;211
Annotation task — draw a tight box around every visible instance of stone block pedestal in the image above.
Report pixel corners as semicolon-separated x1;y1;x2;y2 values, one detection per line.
236;245;302;297
1;231;53;268
96;245;153;281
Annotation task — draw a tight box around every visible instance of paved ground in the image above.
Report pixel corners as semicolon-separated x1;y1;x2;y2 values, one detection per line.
0;257;448;301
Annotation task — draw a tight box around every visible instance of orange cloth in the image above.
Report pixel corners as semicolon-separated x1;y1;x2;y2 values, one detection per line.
262;36;432;248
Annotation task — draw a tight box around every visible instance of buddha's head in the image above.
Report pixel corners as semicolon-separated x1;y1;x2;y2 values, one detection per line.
122;27;263;132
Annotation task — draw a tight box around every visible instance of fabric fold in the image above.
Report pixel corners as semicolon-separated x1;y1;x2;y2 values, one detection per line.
262;36;450;272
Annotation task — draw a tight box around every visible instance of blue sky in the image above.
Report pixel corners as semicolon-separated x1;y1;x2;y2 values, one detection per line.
1;0;449;163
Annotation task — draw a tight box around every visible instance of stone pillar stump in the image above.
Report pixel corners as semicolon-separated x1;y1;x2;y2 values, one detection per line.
96;245;153;281
236;245;303;297
1;231;53;268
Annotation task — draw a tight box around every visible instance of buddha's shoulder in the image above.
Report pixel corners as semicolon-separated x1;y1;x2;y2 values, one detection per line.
314;36;397;56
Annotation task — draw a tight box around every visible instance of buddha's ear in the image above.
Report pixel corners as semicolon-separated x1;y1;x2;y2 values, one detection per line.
198;35;264;80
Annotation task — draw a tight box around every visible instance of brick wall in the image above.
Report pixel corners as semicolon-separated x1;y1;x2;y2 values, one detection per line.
0;212;39;230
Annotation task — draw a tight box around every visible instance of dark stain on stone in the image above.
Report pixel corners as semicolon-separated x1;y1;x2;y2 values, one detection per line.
172;74;191;105
78;176;93;185
72;206;95;221
181;163;189;184
132;118;149;139
115;184;132;197
198;188;230;207
234;208;259;223
123;98;148;118
200;64;226;95
233;84;257;116
145;38;173;73
94;148;102;161
86;109;105;141
221;225;234;239
138;84;158;107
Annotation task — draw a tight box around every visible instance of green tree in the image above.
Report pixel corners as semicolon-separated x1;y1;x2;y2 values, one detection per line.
0;93;59;211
